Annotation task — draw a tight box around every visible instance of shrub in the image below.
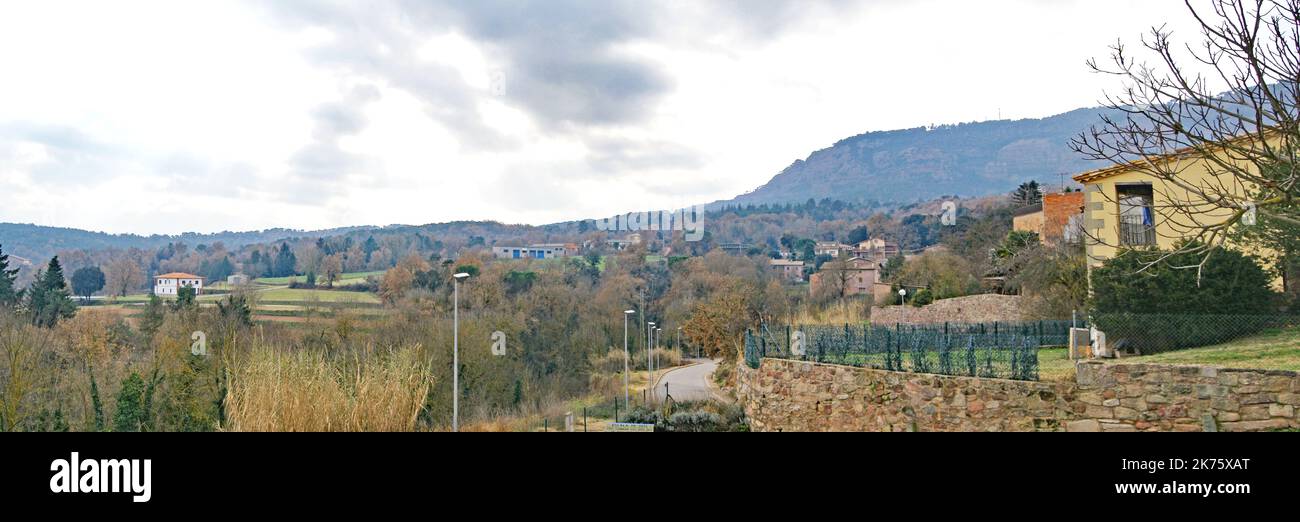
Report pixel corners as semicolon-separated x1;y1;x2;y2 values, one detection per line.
1089;244;1280;315
666;410;722;432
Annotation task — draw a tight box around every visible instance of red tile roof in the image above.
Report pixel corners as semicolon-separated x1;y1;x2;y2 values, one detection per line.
156;273;204;280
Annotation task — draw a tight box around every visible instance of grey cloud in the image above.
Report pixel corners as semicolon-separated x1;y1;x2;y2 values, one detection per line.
281;85;384;203
585;137;704;173
260;0;864;179
429;0;670;128
708;0;866;37
0;122;132;183
0;121;266;199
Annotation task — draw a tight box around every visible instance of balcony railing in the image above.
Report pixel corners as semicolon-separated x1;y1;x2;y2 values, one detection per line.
1119;221;1156;246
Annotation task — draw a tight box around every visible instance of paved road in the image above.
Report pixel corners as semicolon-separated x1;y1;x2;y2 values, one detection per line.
653;359;723;403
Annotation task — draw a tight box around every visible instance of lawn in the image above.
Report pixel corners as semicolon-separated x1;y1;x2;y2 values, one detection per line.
1105;326;1300;372
254;270;385;286
1037;326;1300;381
257;287;381;304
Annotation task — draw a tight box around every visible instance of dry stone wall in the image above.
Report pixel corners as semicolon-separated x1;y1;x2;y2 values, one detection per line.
737;358;1300;432
871;294;1030;325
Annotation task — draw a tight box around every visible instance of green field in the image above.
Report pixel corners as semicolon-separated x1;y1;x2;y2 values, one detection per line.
257;287;381;304
101;271;387;323
254;270;385;286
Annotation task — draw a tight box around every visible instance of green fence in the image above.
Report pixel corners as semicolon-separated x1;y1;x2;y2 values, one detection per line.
1090;313;1300;355
744;321;1071;381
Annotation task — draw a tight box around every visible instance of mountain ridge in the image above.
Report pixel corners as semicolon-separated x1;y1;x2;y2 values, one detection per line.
709;106;1121;209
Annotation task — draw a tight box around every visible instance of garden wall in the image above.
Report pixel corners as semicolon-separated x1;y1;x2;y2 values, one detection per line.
870;294;1029;325
737;358;1300;432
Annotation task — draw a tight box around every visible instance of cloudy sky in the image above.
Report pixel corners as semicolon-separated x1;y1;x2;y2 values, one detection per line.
0;0;1201;235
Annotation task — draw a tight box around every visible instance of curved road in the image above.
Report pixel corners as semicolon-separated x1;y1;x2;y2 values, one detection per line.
652;359;724;404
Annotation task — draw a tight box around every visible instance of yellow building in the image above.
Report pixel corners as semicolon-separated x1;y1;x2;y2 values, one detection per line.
1071;136;1284;290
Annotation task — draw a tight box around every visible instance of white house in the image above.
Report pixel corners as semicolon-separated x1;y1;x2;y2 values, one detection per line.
155;272;204;296
491;243;578;260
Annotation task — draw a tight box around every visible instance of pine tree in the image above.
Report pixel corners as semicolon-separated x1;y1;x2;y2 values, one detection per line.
140;293;166;336
26;256;76;328
1011;181;1043;207
113;372;148;432
173;285;197;310
0;244;20;308
274;243;297;277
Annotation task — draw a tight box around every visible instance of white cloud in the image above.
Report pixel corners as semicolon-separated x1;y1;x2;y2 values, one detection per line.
0;0;1203;234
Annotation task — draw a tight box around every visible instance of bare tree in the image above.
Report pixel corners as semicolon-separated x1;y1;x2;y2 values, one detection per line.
1071;0;1299;278
103;256;144;298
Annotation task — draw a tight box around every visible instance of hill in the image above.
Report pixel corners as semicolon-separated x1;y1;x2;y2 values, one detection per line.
0;223;378;263
711;107;1120;208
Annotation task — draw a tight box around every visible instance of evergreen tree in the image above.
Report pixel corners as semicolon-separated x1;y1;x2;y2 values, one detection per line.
363;236;379;264
1011;181;1043;207
0;244;21;308
113;372;148;432
140;293;166;336
71;266;106;302
273;243;297;277
26;256;76;328
173;285;197;310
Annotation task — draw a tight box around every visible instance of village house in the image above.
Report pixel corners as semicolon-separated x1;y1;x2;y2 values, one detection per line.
718;242;749;255
809;256;880;297
154;272;204;296
1071;136;1286;291
853;238;900;262
492;243;578;260
1011;191;1085;246
814;241;852;258
768;259;805;282
604;233;642;251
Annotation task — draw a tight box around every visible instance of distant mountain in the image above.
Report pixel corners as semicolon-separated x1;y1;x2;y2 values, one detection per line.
0;223;377;264
711;107;1121;209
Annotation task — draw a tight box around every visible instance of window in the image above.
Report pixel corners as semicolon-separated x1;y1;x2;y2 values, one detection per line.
1117;184;1156;246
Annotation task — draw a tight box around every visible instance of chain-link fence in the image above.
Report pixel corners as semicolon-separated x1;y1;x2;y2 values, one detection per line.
744;321;1074;381
1091;313;1300;355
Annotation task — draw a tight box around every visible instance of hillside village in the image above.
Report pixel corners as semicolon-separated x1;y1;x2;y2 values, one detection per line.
0;0;1297;436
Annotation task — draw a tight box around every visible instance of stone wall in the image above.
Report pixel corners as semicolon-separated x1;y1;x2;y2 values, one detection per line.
1071;362;1300;432
737;358;1300;432
871;294;1029;325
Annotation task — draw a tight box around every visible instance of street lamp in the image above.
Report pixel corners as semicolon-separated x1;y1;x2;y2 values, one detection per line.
452;271;471;432
623;309;635;407
656;327;662;371
647;321;656;380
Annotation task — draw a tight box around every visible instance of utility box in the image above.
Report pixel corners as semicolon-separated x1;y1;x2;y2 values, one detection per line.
1068;328;1092;359
1090;327;1111;358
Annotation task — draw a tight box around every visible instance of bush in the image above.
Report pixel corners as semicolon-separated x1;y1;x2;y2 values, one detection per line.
910;288;934;307
1089;244;1280;315
666;410;723;432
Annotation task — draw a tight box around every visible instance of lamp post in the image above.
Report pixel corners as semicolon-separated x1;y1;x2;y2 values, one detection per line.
656;327;662;370
452;272;470;432
647;321;655;381
623;309;635;407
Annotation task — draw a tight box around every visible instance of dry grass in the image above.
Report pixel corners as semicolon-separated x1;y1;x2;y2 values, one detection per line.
651;347;682;368
791;300;871;326
224;344;432;432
